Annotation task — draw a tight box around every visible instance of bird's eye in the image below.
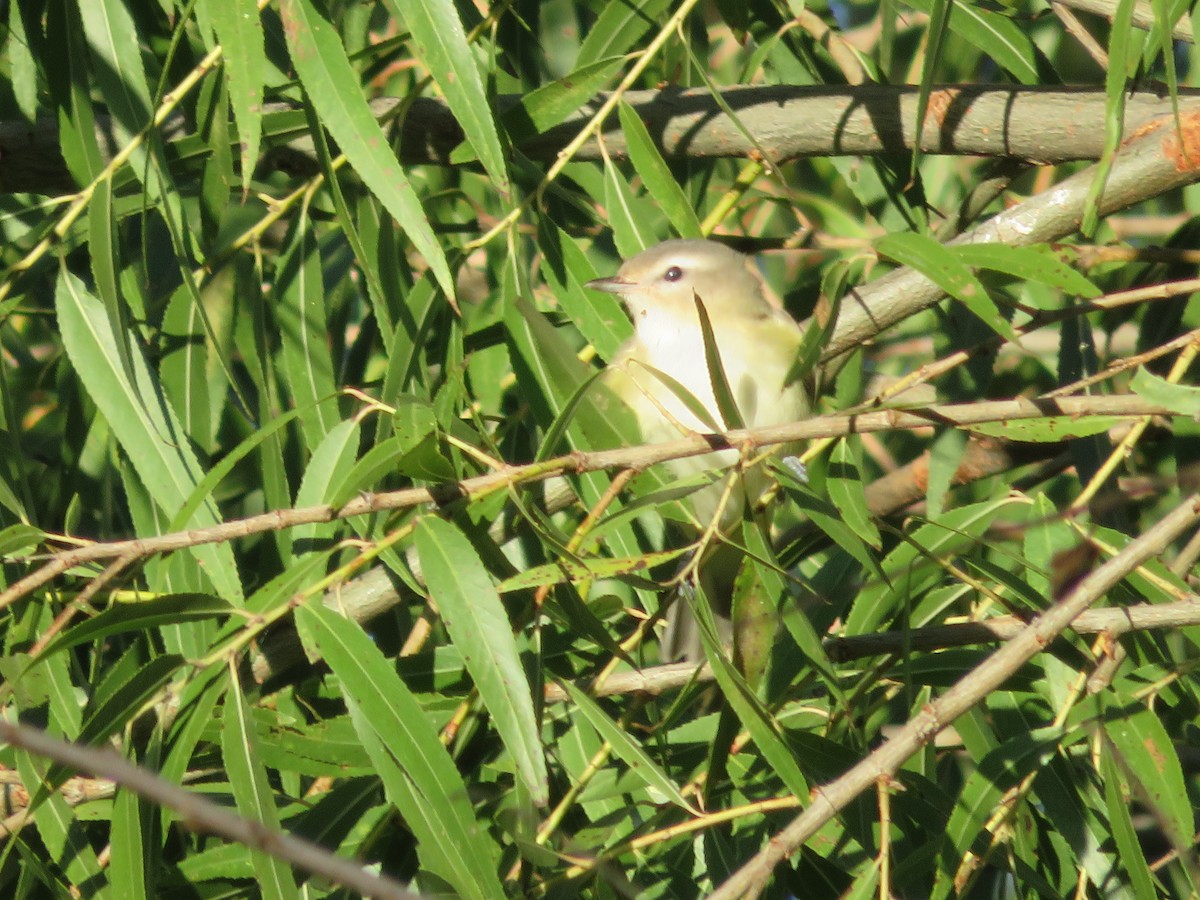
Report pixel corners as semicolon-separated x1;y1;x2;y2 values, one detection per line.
664;266;683;282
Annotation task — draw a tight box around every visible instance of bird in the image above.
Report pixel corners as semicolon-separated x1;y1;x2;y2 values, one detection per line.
587;239;810;666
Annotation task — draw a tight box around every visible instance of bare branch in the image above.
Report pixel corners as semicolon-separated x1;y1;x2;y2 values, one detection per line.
825;598;1200;662
826;109;1200;359
2;395;1171;611
0;720;419;900
709;495;1200;900
3;87;1197;194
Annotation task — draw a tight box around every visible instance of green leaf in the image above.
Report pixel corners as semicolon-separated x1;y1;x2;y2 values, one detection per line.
292;419;360;546
415;517;548;805
910;0;951;181
828;438;880;549
1130;367;1200;416
77;654;182;748
6;2;38;122
276;224;340;450
618;101;702;239
279;0;454;298
561;680;696;813
203;0;266;192
691;583;810;800
382;0;509;193
222;673;301;899
966;416;1121;442
1084;0;1138;235
44;595;232;657
498;546;689;592
0;523;45;557
56;271;243;602
109;782;150;900
844;496;1015;635
694;296;744;430
540;223;632;362
14;750;105;890
877;232;1017;343
498;57;624;144
603;160;657;258
1100;742;1159;897
297;602;506;899
951;244;1099;298
576;0;673;66
775;463;882;581
78;0;153;141
1104;703;1192;849
904;0;1042;84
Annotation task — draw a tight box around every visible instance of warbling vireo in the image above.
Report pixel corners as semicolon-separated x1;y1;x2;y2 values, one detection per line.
587;239;809;662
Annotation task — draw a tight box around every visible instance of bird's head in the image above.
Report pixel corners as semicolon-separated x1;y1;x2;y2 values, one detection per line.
586;239;772;322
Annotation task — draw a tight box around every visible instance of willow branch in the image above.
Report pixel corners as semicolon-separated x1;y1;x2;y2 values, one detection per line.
825;107;1200;360
0;719;418;900
2;395;1171;611
4;87;1197;193
823;597;1200;662
709;494;1200;900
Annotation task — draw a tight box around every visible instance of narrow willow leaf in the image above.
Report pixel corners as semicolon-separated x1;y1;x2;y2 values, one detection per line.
603;161;656;258
160;284;214;453
1104;704;1192;849
775;463;882;581
382;0;508;192
168;407;305;533
279;0;453;298
951;244;1099;297
1100;743;1159;896
14;749;105;890
926;427;966;518
56;271;243;602
618;101;702;238
7;2;38;122
498;57;624;144
277;225;339;450
828;438;880;549
844;496;1015;636
292;419;360;547
576;0;673;65
694;296;744;429
222;674;301;899
877;232;1018;343
542;223;632;362
202;0;265;192
691;584;810;800
110;783;150;900
1130;367;1200;416
297;603;505;899
415;517;548;805
77;655;183;748
1083;0;1137;235
905;0;1041;84
910;0;951;181
46;0;105;184
966;416;1121;442
78;0;153;140
0;523;44;557
498;546;689;592
44;595;233;656
561;680;696;812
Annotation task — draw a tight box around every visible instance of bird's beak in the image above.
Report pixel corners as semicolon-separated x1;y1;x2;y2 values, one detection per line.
585;276;630;294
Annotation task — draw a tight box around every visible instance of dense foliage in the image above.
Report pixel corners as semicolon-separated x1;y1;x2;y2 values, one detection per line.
0;0;1198;897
